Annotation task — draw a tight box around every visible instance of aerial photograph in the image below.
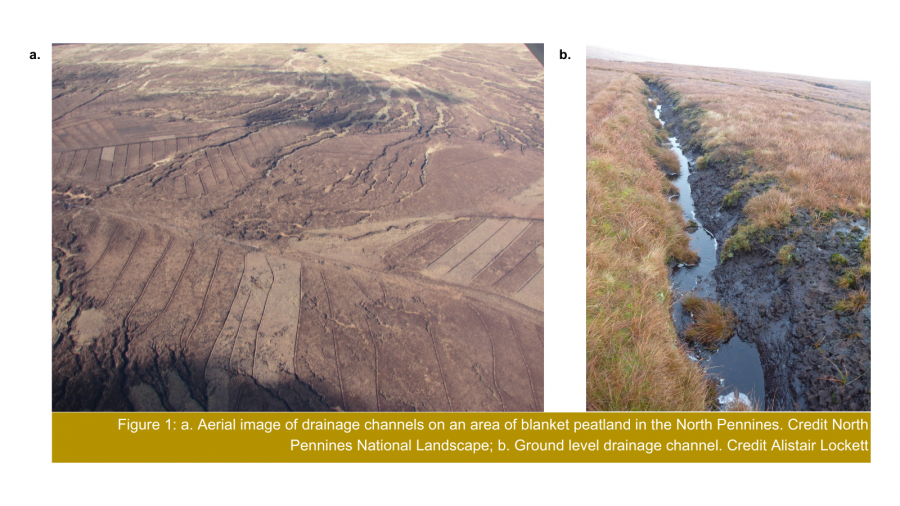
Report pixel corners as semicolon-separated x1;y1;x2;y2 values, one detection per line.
586;47;870;411
52;44;544;412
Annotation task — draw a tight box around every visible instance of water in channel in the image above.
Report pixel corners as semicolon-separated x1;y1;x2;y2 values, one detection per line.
652;99;766;409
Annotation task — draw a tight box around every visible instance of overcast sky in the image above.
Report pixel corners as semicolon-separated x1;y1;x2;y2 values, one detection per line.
590;0;881;81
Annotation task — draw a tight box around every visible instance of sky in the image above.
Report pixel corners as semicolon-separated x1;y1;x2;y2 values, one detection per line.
590;0;880;81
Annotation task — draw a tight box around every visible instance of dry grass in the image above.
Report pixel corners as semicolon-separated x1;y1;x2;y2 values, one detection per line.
720;189;796;261
836;265;870;289
591;62;869;267
654;148;681;174
588;60;870;217
834;289;869;314
681;294;737;346
586;69;709;411
743;189;795;229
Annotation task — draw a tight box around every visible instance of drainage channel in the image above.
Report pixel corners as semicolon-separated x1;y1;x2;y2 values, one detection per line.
652;98;766;410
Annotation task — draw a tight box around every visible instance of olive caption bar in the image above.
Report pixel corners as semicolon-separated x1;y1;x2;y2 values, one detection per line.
53;412;870;463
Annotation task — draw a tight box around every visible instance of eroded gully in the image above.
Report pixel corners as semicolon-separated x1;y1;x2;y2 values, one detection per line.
652;98;766;410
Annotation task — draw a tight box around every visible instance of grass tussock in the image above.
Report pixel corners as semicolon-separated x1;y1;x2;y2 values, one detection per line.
587;69;709;411
778;244;796;266
653;147;681;174
695;155;708;170
830;253;849;267
722;188;743;207
833;289;869;314
720;189;795;261
721;224;755;260
831;233;870;292
655;129;670;145
681;294;737;346
835;265;870;289
743;189;795;229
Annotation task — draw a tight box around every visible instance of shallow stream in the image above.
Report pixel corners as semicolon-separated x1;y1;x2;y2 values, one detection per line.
653;99;766;409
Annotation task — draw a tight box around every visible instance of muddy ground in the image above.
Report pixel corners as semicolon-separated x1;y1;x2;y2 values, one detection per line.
52;44;543;412
653;82;870;411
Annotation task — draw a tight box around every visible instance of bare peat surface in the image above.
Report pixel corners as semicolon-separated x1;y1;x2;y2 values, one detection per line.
52;44;544;412
653;82;870;411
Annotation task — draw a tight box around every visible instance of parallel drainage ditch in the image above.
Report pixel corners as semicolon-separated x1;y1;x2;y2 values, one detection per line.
652;98;766;410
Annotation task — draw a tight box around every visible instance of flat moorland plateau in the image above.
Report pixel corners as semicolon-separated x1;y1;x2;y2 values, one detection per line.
52;44;543;412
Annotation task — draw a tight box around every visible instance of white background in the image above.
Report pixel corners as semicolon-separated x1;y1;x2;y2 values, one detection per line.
2;1;896;503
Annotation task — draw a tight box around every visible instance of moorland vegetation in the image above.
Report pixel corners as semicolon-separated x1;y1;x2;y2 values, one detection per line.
586;70;711;410
587;59;870;411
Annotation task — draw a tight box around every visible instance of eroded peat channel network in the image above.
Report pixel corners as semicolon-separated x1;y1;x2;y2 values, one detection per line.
52;44;544;412
587;56;870;412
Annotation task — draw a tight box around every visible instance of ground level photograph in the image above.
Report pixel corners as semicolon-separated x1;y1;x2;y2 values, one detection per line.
587;48;870;411
52;43;544;412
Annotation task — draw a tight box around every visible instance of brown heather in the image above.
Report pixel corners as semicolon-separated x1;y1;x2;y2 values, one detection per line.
587;69;709;411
